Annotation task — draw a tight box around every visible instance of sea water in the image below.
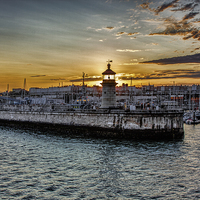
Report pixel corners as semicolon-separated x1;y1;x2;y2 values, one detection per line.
0;124;200;199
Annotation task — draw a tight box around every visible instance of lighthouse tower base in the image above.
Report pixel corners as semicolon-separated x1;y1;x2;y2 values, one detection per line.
101;82;117;109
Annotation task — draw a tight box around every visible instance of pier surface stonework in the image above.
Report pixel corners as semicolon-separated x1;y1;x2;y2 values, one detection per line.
0;110;184;139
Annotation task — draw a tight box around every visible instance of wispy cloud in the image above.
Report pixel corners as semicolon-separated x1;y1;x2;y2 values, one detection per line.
127;32;139;36
116;49;141;52
30;75;46;78
50;78;66;81
151;43;158;45
117;31;125;35
140;3;151;10
116;32;139;37
191;47;200;53
120;63;139;65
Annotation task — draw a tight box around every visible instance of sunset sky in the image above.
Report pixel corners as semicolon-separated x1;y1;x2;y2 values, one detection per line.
0;0;200;92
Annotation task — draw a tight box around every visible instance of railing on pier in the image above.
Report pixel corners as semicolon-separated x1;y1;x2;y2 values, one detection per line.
0;104;183;114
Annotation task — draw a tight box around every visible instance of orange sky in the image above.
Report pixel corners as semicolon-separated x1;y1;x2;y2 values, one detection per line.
0;0;200;92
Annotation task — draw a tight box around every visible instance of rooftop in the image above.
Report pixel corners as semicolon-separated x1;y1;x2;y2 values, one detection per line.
102;63;116;75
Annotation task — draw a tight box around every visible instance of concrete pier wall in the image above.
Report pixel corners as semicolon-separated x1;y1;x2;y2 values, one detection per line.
0;110;184;139
0;110;183;129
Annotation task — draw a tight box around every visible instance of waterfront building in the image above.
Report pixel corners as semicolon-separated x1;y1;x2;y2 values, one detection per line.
101;61;117;108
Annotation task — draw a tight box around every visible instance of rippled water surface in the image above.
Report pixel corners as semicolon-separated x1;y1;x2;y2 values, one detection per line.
0;124;200;199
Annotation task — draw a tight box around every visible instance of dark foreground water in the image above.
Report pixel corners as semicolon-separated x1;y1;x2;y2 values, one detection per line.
0;125;200;200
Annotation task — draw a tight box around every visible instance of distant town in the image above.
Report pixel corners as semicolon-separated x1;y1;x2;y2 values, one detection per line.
0;83;200;111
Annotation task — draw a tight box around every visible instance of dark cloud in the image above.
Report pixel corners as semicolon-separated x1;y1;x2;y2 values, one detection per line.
149;18;192;36
155;69;196;74
140;0;179;14
141;1;199;18
30;75;46;77
145;0;199;16
183;28;200;40
120;69;200;81
140;53;200;65
182;12;199;21
141;1;200;40
106;26;114;30
172;3;198;11
149;17;200;40
154;0;179;15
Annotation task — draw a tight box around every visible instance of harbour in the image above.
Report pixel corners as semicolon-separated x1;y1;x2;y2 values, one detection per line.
0;61;184;140
1;0;200;199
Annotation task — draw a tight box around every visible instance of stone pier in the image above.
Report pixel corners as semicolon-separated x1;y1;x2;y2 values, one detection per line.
0;110;184;140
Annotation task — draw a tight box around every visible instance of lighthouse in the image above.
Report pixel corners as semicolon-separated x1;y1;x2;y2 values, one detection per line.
101;60;117;109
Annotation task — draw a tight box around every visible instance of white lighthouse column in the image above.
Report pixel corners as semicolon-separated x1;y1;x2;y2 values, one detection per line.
101;61;117;109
